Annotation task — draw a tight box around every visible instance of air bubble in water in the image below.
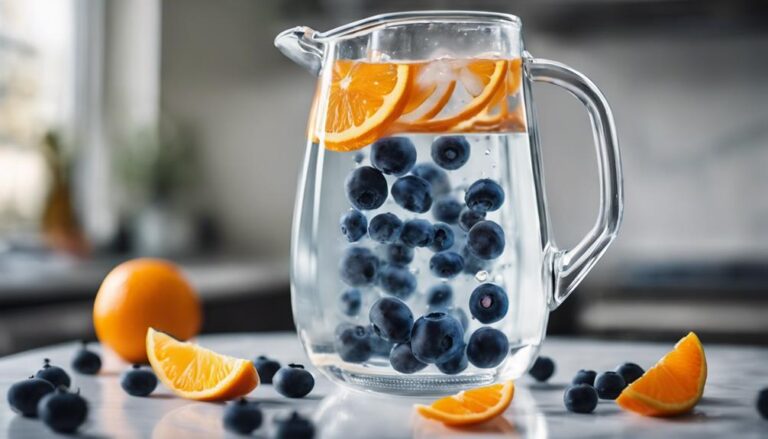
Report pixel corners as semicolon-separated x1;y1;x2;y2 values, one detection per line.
410;267;420;275
475;270;489;282
484;149;490;156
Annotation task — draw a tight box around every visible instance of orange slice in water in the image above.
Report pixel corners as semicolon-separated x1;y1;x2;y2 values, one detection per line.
320;61;412;151
146;328;259;401
616;332;707;417
415;380;515;426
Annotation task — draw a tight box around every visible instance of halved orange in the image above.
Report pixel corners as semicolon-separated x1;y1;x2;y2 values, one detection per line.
616;332;707;417
146;328;259;401
415;380;515;426
320;61;412;151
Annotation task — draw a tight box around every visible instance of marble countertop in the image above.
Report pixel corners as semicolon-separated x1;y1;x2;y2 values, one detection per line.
1;333;766;438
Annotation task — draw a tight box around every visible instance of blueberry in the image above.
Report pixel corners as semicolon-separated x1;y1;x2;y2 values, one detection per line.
121;364;158;397
758;388;768;419
461;245;489;274
253;356;281;384
340;210;367;242
223;398;263;434
467;220;505;260
275;411;315;439
71;340;101;375
467;327;509;368
353;151;365;164
431;136;470;170
367;326;395;357
458;207;485;232
429;251;464;279
391;175;433;213
368;213;403;243
369;297;413;343
273;364;315;398
572;369;597;386
35;359;70;389
339;247;379;286
345;166;388;210
615;362;644;384
426;284;453;308
529;356;555;382
378;265;417;299
437;348;468;375
339;288;362;316
400;219;435;247
564;384;599;414
7;377;54;417
594;371;626;400
371;137;417;176
386;243;414;266
411;163;451;196
469;283;509;324
465;179;505;213
453;308;470;333
432;196;462;224
410;312;464;364
429;223;455;252
389;343;428;374
335;325;372;363
37;387;87;434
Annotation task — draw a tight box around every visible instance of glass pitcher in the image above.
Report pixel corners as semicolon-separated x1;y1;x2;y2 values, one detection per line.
275;11;623;396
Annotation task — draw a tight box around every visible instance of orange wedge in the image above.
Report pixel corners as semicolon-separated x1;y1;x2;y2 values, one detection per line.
320;60;412;151
415;381;515;426
617;332;707;417
507;58;523;95
146;328;259;401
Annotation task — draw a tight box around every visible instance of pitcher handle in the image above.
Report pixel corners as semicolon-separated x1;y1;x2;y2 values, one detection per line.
527;57;624;309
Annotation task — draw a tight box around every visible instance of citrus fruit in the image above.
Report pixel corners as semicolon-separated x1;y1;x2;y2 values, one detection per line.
415;380;515;426
616;332;707;417
320;60;412;151
93;258;202;363
146;328;258;401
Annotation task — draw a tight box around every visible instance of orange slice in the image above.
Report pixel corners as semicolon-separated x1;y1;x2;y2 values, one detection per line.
146;328;259;401
415;380;515;426
507;58;523;95
320;61;412;151
617;332;707;417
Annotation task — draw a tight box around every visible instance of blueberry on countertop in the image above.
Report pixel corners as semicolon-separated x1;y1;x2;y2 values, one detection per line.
7;377;55;417
429;223;455;252
274;364;315;398
335;325;372;363
369;297;414;343
275;411;315;439
389;343;428;374
429;251;464;279
378;265;417;300
339;246;379;286
371;137;417;176
35;359;70;389
345;166;388;210
391;175;433;213
340;210;367;242
465;179;505;213
467;327;509;369
253;356;281;384
467;220;505;260
572;369;597;387
339;288;362;316
386;243;414;266
529;356;555;382
71;341;101;375
595;371;626;400
432;196;463;224
615;362;644;385
431;136;470;170
469;283;509;324
121;365;158;397
37;387;88;434
410;312;464;364
458;207;485;232
564;384;599;414
368;213;403;243
426;284;453;308
400;219;435;247
223;398;263;435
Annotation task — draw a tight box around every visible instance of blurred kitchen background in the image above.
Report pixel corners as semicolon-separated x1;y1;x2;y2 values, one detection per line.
1;0;766;355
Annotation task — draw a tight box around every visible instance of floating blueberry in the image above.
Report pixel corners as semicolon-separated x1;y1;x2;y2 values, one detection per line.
411;163;451;196
274;364;315;398
389;343;428;374
758;388;768;419
340;210;367;242
426;284;453;308
529;356;555;382
400;219;435;247
367;326;395;357
71;341;101;375
410;312;464;364
458;207;486;232
467;327;509;368
335;325;372;363
223;398;263;435
121;364;158;397
469;283;509;324
339;247;379;286
371;137;417;176
339;288;362;316
37;387;87;434
572;369;597;387
615;362;644;385
275;411;315;439
391;175;433;213
345;166;388;210
386;243;414;266
431;136;470;170
465;179;505;213
368;213;403;243
369;297;413;343
429;223;454;252
35;359;70;389
437;348;468;375
461;245;489;274
467;220;505;260
7;377;54;417
432;196;463;224
253;356;281;384
594;371;626;400
429;251;464;279
378;265;417;299
564;384;599;414
353;151;365;164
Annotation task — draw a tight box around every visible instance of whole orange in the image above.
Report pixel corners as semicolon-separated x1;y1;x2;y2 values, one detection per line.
93;258;202;363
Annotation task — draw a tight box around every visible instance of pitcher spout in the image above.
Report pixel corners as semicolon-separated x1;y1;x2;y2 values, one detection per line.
274;26;324;76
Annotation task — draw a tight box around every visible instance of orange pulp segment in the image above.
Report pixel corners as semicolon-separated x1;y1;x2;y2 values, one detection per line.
146;328;259;401
616;332;707;417
415;380;515;426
